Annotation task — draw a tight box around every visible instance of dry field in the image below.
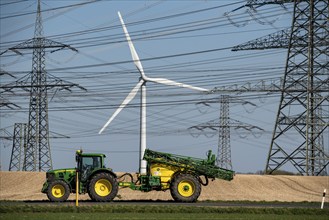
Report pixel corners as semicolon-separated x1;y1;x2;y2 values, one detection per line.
0;171;328;202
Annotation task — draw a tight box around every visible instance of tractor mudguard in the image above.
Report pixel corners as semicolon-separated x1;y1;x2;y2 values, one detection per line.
88;168;117;181
41;181;49;193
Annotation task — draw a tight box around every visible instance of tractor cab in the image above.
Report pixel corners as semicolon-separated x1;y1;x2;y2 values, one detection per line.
75;150;106;182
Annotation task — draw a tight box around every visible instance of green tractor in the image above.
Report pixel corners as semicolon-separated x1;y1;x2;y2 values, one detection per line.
42;149;234;202
42;150;118;202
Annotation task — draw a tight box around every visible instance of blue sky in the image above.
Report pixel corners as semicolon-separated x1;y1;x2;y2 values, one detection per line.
1;0;313;173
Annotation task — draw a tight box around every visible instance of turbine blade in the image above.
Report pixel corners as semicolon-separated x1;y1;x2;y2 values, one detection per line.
148;77;208;92
99;80;144;134
118;11;146;78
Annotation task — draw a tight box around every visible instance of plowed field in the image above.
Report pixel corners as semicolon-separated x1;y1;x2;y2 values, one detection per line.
0;171;328;202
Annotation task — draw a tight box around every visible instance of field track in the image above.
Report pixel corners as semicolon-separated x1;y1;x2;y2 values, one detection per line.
1;171;328;202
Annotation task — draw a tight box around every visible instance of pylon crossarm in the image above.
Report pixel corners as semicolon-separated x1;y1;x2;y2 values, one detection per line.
6;38;78;54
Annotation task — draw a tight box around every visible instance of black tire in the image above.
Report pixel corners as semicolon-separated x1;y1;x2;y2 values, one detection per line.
88;172;118;202
170;173;201;203
47;180;70;202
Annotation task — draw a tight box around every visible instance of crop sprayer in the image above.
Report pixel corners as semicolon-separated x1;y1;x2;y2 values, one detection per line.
41;149;234;202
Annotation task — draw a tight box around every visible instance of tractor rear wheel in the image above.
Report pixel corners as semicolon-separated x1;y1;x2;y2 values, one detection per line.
47;180;70;202
170;173;201;202
88;173;118;202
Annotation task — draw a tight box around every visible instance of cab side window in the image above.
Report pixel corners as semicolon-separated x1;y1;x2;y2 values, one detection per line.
82;156;101;170
81;156;101;181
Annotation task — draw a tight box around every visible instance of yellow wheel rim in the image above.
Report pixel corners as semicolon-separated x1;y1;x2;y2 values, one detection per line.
94;179;112;197
177;180;195;197
52;184;65;198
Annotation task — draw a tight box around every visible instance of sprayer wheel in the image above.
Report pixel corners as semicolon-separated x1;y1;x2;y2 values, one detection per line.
170;173;201;202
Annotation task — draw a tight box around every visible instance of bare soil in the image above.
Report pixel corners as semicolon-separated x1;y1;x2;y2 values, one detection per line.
0;171;328;202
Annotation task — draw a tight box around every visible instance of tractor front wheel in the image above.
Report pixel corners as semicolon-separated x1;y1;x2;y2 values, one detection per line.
88;173;118;202
170;173;201;202
47;180;70;202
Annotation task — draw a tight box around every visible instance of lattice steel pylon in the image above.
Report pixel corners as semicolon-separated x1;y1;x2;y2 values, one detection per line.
23;0;50;172
230;0;328;175
9;123;27;171
266;0;328;176
217;95;232;170
192;97;261;170
4;0;78;171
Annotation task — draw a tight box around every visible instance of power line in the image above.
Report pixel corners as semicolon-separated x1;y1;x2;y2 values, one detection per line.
0;0;102;20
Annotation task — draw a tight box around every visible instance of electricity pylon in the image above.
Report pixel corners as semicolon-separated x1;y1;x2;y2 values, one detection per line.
2;0;79;171
217;95;232;170
192;96;261;170
9;123;27;171
230;0;329;175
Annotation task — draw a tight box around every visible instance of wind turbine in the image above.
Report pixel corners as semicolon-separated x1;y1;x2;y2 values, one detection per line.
99;11;208;174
